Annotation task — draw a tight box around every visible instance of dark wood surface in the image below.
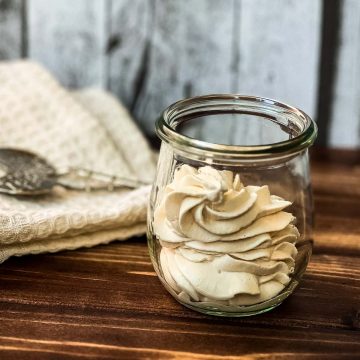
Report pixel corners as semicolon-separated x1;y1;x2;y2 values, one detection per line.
0;148;359;360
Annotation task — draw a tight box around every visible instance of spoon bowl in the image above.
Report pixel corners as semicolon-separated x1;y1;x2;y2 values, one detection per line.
0;148;147;196
0;148;57;195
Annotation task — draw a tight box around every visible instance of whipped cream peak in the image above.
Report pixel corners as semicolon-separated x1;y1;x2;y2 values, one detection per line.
153;164;300;308
155;165;292;243
170;165;242;202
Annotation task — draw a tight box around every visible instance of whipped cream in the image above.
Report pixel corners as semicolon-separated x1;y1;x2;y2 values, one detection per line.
153;165;299;309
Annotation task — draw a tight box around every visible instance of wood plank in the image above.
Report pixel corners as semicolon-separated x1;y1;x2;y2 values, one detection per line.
107;0;153;110
133;0;235;138
0;321;358;359
311;148;360;254
0;241;359;359
329;0;360;148
315;0;342;146
232;0;322;145
27;0;107;88
0;0;23;59
314;194;360;254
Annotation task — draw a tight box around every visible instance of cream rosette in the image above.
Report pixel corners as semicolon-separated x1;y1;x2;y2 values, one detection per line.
153;165;300;307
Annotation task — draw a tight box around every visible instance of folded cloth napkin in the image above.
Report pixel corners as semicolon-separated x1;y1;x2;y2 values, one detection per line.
0;61;157;263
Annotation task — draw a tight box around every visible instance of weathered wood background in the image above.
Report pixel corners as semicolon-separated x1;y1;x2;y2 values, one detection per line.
0;0;359;148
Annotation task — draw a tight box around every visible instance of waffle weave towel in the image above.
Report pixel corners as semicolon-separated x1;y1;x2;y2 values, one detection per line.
0;61;156;263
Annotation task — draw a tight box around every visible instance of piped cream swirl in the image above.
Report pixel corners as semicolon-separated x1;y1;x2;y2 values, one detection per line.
153;165;299;308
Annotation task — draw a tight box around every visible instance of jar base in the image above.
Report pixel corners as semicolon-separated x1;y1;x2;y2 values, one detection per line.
160;275;300;317
178;298;282;317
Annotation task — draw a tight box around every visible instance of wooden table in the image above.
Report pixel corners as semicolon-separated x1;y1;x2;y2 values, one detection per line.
0;149;359;359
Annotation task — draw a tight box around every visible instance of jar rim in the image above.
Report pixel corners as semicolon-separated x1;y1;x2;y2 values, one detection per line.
156;94;318;159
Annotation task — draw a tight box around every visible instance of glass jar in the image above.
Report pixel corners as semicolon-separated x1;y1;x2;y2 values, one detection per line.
147;94;317;317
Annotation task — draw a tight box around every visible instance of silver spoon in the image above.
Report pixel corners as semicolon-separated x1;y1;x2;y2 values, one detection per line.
0;148;149;196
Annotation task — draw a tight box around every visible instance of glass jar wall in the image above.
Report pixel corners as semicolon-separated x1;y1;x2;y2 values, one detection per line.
147;95;317;317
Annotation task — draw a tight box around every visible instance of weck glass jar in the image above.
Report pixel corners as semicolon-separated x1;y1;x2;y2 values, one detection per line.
147;94;317;317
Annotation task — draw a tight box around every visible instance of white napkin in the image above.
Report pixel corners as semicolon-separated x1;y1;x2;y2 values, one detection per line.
0;61;157;263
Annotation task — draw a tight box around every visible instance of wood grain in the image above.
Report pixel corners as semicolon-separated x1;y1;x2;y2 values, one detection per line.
27;0;107;88
315;0;342;146
0;0;23;59
233;0;322;145
311;148;360;254
133;0;235;137
0;148;359;359
330;0;360;148
107;0;153;109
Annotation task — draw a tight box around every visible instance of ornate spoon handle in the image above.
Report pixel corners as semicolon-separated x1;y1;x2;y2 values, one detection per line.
56;167;150;192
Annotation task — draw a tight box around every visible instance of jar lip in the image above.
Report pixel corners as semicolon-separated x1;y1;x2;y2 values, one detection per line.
156;94;318;159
